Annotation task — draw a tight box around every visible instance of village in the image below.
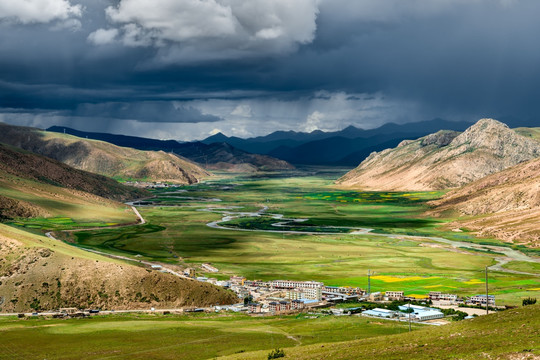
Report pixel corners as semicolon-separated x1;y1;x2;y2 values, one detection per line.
7;266;500;323
188;268;498;323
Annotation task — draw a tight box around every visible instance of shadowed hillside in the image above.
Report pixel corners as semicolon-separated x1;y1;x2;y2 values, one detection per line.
0;142;146;204
338;119;540;191
0;123;210;184
428;155;540;247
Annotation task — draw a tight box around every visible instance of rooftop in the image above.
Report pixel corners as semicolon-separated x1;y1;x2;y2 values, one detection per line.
369;308;394;313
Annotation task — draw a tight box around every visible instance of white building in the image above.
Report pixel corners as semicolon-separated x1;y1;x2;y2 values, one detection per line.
367;292;383;301
469;295;495;306
385;291;404;300
303;287;322;301
271;280;323;289
398;304;444;321
414;310;444;321
429;292;458;303
285;287;322;301
398;305;437;314
202;263;219;273
362;308;395;318
285;290;303;300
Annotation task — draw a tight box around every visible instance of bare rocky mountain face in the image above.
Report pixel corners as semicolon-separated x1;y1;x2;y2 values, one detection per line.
338;119;540;191
0;123;210;184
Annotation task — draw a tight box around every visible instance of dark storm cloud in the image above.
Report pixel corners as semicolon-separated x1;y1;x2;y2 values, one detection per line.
72;102;221;123
1;0;540;139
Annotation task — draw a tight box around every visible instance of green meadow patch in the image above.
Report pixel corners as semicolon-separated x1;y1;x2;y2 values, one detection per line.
8;217;120;231
0;312;419;360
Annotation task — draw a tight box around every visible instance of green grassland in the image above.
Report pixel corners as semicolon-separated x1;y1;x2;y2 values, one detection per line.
502;261;540;275
8;217;124;231
39;173;538;306
0;312;419;360
223;305;540;360
515;126;540;141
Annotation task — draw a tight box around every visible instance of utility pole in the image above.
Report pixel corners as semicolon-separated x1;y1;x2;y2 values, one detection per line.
367;269;372;295
408;301;412;332
485;266;489;315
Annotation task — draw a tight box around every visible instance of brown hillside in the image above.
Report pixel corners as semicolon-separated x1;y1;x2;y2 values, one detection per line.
0;143;145;202
338;119;540;191
0;122;210;184
428;157;540;247
0;225;237;312
0;195;48;220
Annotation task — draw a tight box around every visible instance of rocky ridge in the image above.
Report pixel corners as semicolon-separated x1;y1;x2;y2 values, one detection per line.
338;119;540;191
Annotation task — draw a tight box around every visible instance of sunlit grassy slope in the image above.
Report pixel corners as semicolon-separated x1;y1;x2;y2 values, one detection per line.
515;127;540;141
223;305;540;360
0;171;136;225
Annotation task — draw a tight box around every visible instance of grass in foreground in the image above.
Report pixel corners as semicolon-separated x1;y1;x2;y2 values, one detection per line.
223;305;540;360
0;312;418;360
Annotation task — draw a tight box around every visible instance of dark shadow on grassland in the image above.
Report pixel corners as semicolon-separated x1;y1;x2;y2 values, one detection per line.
70;223;254;260
72;224;170;259
13;198;80;215
296;217;437;229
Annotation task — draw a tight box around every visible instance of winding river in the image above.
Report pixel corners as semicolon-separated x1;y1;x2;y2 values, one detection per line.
201;204;540;276
126;189;540;276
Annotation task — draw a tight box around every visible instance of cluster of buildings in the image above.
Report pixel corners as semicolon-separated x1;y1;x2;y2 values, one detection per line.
362;305;446;322
365;290;495;307
125;181;181;189
184;268;496;316
198;277;363;314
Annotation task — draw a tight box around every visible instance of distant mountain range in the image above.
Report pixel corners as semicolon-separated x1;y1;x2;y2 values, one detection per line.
201;119;474;165
338;119;540;191
47;126;293;172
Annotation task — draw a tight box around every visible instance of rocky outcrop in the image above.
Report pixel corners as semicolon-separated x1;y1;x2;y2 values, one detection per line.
420;130;460;147
338;119;540;191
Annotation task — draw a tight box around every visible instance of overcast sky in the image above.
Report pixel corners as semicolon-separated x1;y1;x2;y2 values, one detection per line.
1;0;539;140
